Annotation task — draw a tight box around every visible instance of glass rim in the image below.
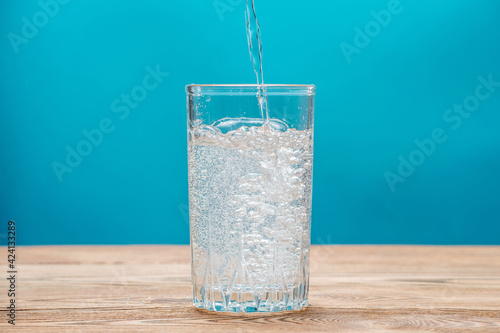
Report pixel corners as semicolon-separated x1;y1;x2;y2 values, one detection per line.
186;84;316;96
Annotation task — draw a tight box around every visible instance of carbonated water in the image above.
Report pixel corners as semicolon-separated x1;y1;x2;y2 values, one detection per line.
189;119;313;312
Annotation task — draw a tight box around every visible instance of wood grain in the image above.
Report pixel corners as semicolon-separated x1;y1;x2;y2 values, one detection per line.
1;245;499;332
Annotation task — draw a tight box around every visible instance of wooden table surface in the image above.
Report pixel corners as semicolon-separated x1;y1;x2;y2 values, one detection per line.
2;245;500;332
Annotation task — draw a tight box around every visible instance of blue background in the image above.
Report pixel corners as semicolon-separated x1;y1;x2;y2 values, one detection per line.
1;0;499;245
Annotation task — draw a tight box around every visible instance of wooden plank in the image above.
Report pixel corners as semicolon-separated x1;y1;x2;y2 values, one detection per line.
1;245;499;332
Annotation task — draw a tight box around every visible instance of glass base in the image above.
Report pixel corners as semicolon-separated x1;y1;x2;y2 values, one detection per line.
193;286;308;313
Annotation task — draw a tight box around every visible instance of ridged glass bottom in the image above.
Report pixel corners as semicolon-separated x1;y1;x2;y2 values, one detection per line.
193;284;309;313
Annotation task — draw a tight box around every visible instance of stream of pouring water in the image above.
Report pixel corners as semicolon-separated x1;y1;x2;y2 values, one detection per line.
245;0;269;124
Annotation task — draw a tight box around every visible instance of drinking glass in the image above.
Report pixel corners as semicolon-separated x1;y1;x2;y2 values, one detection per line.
186;84;315;312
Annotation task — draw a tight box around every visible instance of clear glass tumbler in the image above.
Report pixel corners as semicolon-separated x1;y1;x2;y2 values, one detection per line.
186;84;315;312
